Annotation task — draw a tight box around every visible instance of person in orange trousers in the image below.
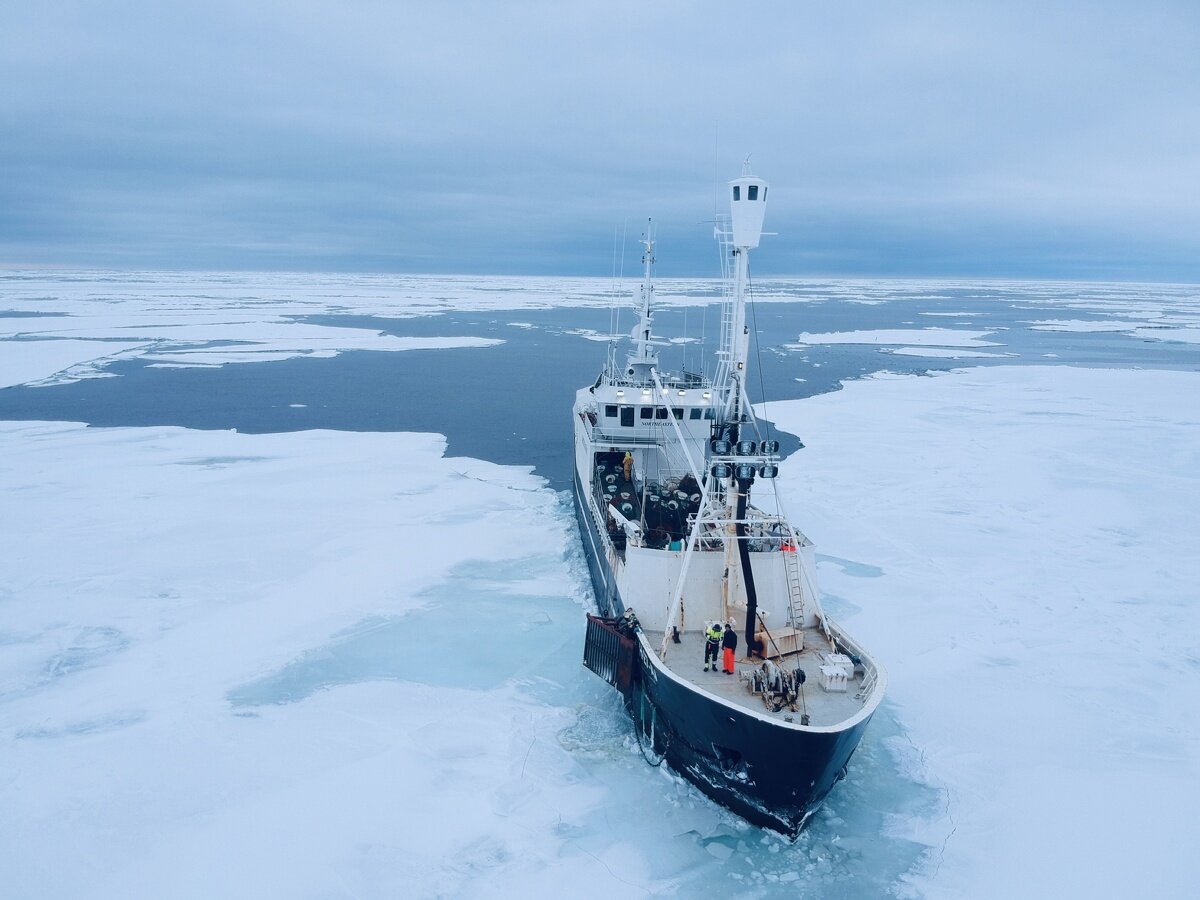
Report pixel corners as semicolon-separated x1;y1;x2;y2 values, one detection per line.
722;623;738;674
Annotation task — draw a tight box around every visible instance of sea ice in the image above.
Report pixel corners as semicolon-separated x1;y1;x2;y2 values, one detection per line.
789;328;1002;349
0;338;149;388
887;347;1009;359
0;421;623;897
4;272;1198;897
765;365;1200;898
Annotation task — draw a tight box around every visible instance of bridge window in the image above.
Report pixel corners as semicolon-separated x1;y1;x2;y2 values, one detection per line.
640;406;653;420
748;185;758;201
605;405;618;418
673;408;683;420
689;408;702;420
732;185;740;201
620;406;634;427
655;407;668;420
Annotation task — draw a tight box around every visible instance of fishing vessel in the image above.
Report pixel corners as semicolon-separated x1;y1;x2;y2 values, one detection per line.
574;168;885;836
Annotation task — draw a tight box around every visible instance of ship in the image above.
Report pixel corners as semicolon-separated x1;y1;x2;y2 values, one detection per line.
573;168;886;837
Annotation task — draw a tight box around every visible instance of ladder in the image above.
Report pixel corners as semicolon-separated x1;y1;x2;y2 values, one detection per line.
713;215;735;388
783;537;805;627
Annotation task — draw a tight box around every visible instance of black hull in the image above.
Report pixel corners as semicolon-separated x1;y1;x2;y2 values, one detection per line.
574;471;875;837
572;468;623;618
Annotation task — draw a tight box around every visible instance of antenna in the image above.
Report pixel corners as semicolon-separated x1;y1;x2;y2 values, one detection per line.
714;122;721;220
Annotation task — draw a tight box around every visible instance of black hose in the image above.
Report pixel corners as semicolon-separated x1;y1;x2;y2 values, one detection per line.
634;717;668;767
736;477;759;652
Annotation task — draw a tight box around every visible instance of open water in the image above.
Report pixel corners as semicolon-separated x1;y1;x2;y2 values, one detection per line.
1;284;1194;489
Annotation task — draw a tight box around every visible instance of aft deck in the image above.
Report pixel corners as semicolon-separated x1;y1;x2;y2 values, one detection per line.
643;626;872;728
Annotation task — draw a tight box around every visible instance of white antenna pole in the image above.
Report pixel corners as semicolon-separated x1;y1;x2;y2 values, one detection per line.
720;166;769;420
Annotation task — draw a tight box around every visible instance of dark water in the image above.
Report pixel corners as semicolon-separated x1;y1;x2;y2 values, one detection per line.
1;292;1195;491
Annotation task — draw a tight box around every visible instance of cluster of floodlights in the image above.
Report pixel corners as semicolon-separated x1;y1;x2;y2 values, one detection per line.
709;438;780;481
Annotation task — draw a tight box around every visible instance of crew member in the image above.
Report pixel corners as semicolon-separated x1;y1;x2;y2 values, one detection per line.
722;622;738;674
623;451;634;482
703;621;723;672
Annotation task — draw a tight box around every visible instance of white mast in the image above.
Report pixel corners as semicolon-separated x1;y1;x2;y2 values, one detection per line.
722;162;769;422
626;223;660;384
659;166;771;657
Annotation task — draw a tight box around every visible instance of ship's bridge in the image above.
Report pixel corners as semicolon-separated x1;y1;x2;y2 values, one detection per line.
589;376;720;432
576;373;722;525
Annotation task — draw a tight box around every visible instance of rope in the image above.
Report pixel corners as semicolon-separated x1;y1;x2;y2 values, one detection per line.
634;718;668;767
747;269;773;443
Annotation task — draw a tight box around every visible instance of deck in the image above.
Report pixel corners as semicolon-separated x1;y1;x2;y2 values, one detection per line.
643;626;871;727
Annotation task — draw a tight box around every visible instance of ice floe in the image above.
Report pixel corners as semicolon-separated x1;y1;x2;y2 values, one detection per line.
0;339;150;388
789;328;1003;349
887;347;1009;359
765;365;1200;898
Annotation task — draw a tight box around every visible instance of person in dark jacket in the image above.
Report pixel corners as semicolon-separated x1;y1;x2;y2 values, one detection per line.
722;623;738;674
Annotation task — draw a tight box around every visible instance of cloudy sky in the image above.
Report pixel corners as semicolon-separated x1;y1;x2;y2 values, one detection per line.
2;2;1198;279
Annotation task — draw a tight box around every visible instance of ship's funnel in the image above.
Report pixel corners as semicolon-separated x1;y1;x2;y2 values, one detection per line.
728;176;768;249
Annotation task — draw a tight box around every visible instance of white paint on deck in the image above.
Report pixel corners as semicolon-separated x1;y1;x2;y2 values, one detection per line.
646;628;868;727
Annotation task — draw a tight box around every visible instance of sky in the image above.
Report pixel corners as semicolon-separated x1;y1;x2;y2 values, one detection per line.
2;1;1198;280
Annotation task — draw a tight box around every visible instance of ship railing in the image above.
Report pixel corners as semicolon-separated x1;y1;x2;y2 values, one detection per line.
823;620;877;699
586;426;666;446
855;666;877;702
602;372;714;391
630;518;808;554
723;513;813;548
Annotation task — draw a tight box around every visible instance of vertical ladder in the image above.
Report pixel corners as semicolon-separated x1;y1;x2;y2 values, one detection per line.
783;538;805;627
713;214;735;388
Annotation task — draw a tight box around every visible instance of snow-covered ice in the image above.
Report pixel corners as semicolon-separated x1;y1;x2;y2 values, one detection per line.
0;422;615;897
1023;318;1153;333
766;365;1200;898
0;307;502;384
1025;318;1200;346
0;339;150;388
789;329;1003;349
887;347;1009;359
